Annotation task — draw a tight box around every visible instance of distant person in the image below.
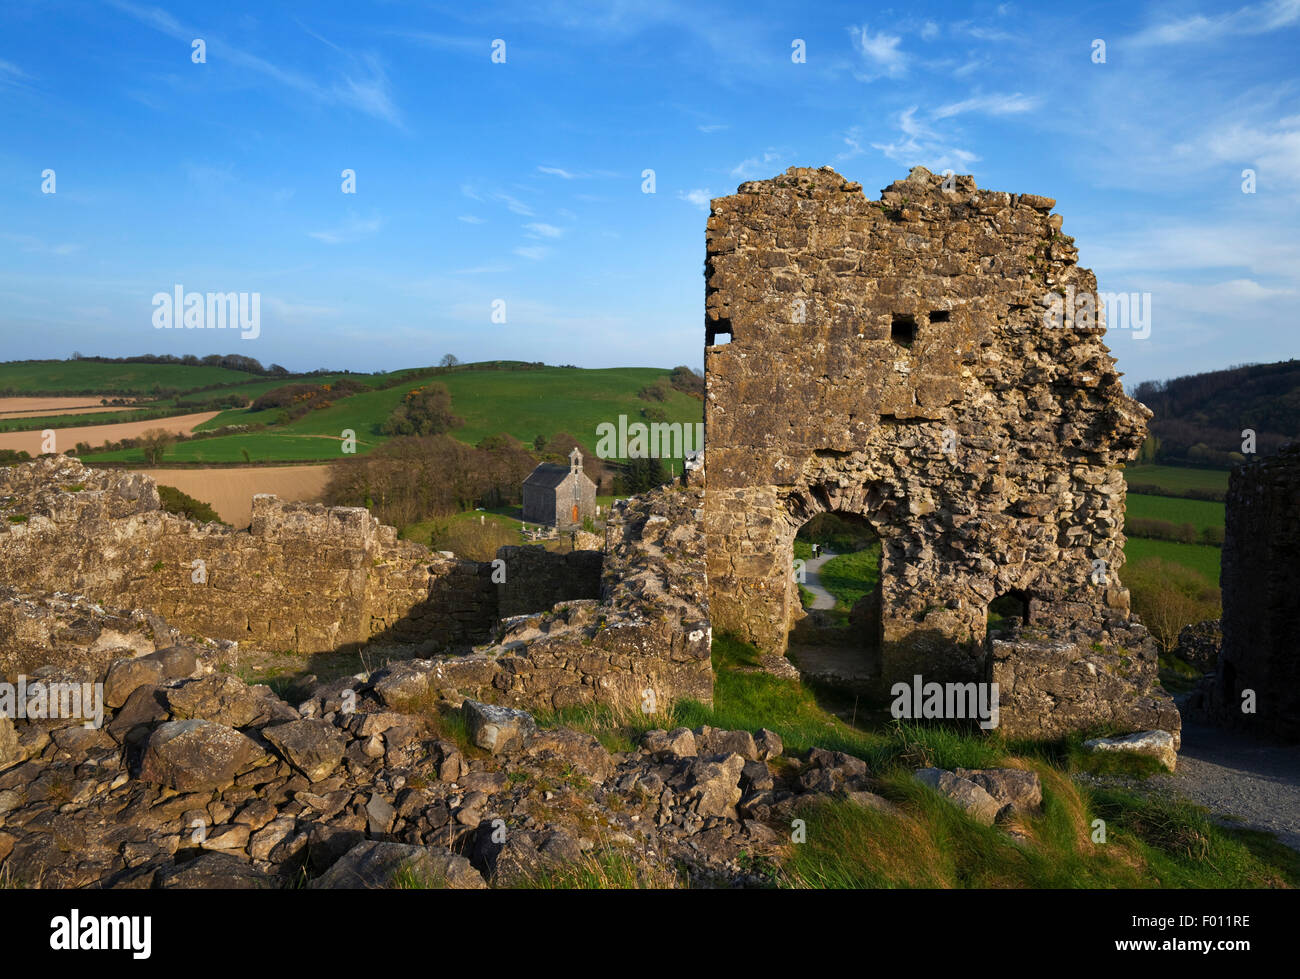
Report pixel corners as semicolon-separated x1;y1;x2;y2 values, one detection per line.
811;542;820;559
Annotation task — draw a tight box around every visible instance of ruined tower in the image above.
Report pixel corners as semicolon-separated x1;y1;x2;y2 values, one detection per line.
701;165;1177;739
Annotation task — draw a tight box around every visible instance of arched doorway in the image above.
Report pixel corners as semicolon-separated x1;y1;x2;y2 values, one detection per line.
786;511;883;693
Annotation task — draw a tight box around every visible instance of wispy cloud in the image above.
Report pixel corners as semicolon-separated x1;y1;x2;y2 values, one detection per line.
109;1;404;127
1130;0;1300;46
848;24;907;80
524;223;564;238
0;233;82;256
458;215;485;224
461;185;536;216
730;149;789;180
678;188;712;211
538;165;579;178
932;92;1041;119
307;216;383;244
697;123;728;134
869;107;978;172
514;245;550;261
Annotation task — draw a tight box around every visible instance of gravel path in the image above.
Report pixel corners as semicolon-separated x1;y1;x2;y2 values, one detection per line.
1152;718;1300;850
802;550;837;610
1079;717;1300;851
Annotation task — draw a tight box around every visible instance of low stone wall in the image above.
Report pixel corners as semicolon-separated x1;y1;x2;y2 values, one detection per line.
368;485;713;713
989;619;1180;743
494;546;602;619
0;457;498;655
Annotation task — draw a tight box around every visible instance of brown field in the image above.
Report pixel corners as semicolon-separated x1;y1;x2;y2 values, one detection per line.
142;464;334;527
0;396;144;419
0;411;220;456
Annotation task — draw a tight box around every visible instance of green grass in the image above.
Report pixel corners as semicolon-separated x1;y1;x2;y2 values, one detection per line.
0;360;261;395
537;633;1297;889
1124;537;1221;582
1127;493;1225;534
1125;464;1230;495
77;364;702;465
82;433;364;463
818;546;881;611
437;366;701;454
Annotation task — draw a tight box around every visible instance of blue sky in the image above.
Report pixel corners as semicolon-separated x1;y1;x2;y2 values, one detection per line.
1;0;1297;386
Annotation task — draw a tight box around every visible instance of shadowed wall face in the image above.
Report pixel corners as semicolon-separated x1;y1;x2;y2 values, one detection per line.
702;166;1149;686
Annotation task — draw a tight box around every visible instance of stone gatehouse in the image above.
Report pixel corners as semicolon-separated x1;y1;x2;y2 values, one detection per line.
700;165;1174;737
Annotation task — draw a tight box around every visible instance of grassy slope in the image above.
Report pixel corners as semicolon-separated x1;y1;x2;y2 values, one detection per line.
1124;464;1230;494
82;365;703;465
542;635;1298;889
0;360;260;394
1126;492;1225;533
1124;537;1221;581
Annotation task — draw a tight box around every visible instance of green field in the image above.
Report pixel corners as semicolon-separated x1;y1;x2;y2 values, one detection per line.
1123;537;1221;582
0;360;262;395
84;434;366;463
1126;493;1225;534
1124;464;1230;495
77;364;703;465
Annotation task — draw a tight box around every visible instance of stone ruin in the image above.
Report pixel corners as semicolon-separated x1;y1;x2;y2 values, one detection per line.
0;456;710;715
700;165;1178;741
1190;443;1300;741
0;166;1181;747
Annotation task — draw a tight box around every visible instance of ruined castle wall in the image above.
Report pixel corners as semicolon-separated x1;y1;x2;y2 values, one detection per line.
0;458;498;654
1217;445;1300;741
703;166;1148;686
494;546;603;619
370;485;713;713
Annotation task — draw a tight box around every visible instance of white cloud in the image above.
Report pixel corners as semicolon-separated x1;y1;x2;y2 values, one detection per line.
678;189;713;211
848;24;907;80
869;106;979;173
109;1;404;127
514;245;550;261
1130;0;1300;46
932;92;1041;119
730;149;786;179
524;223;564;238
538;165;578;178
307;216;383;244
458;215;485;224
697;123;728;133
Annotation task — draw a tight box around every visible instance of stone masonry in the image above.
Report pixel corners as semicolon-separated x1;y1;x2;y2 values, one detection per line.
1202;444;1300;741
702;165;1174;739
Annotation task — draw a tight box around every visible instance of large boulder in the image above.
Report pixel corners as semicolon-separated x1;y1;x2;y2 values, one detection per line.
104;646;199;708
139;720;267;791
0;712;20;770
463;700;536;755
310;841;486;889
686;753;746;819
954;768;1043;816
166;674;296;729
1083;730;1178;772
154;852;280;889
521;728;613;781
913;768;1002;826
262;719;348;782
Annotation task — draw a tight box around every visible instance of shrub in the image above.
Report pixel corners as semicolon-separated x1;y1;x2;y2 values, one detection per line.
1125;557;1221;654
157;485;225;525
381;383;461;437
